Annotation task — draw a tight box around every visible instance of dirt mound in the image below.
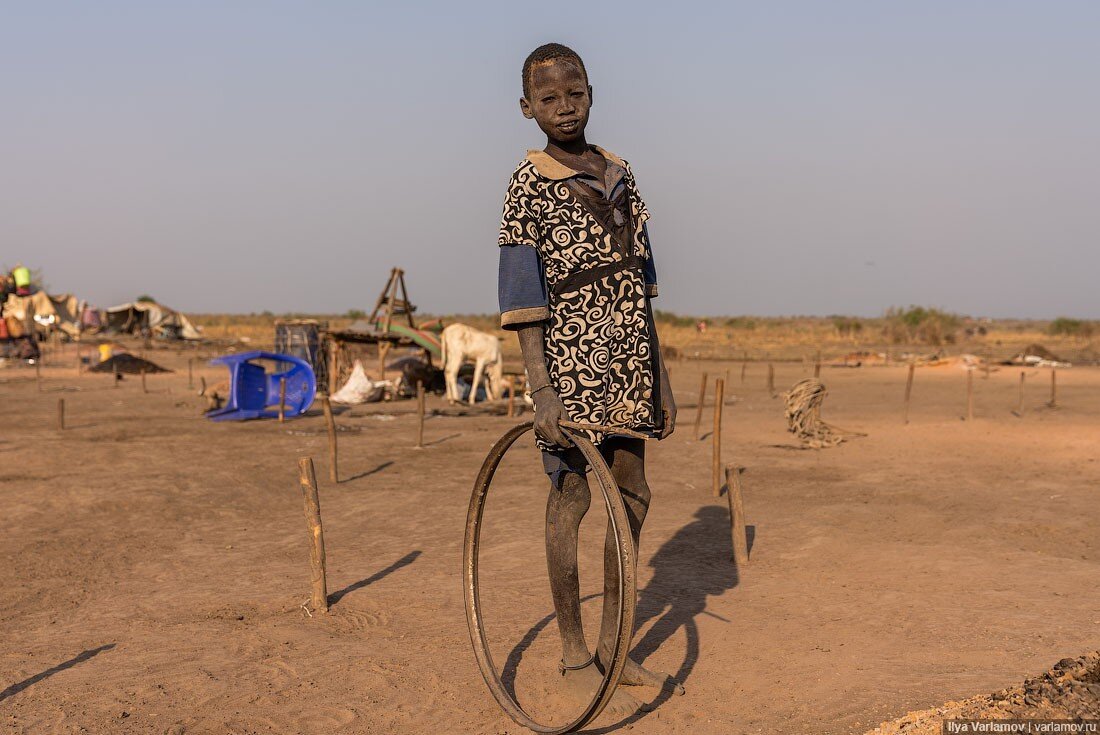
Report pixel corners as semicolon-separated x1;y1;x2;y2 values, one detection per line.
88;354;172;375
868;651;1100;734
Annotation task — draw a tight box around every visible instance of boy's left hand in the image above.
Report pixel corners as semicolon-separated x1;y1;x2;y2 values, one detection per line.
660;400;677;439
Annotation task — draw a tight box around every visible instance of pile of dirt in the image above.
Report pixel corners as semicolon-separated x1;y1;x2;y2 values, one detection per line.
88;354;172;375
1004;343;1068;366
868;651;1100;734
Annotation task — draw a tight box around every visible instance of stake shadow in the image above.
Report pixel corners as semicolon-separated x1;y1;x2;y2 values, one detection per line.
421;432;461;448
344;461;394;481
0;644;115;702
328;550;421;606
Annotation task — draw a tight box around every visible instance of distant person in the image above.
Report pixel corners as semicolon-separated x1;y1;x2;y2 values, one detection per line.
496;43;679;718
696;319;707;334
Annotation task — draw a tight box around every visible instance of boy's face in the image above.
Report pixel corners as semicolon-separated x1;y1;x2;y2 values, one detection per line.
520;59;592;144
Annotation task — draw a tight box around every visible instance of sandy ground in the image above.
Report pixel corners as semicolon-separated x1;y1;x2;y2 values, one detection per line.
2;343;1098;734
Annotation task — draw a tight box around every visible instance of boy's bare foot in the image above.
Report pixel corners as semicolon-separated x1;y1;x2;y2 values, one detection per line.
611;657;686;695
561;662;646;719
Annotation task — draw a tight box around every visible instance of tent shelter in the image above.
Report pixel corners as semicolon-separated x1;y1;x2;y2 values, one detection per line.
105;301;202;340
3;292;85;338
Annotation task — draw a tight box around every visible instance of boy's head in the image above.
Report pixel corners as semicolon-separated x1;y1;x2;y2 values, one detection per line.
520;43;591;144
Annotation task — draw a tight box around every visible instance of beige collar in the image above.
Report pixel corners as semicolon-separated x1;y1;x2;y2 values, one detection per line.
526;145;626;180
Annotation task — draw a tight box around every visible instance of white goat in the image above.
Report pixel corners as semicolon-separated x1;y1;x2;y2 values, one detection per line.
440;323;504;405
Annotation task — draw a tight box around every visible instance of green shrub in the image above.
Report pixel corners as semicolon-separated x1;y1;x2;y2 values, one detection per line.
1049;317;1094;338
883;306;961;345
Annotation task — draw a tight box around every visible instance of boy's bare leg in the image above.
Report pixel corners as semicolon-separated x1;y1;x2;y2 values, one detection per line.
596;438;685;694
546;463;643;717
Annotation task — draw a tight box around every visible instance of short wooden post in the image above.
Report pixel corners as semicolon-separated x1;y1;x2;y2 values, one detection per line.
725;464;749;565
321;396;338;483
506;376;516;418
1049;368;1058;408
712;378;725;498
76;346;83;375
278;377;287;423
188;358;194;389
693;372;708;439
36;360;42;391
296;457;329;614
740;360;747;384
813;350;822;379
200;376;206;395
57;398;65;431
141;368;148;394
114;365;120;388
416;381;426;448
966;369;974;421
903;362;915;424
1017;371;1025;415
378;342;391;381
767;363;775;397
327;339;339;395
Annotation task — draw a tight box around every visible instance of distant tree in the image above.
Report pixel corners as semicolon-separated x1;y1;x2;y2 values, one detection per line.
1049;317;1094;339
136;294;157;303
345;309;367;320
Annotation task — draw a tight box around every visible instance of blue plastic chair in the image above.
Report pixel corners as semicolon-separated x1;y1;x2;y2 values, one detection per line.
206;350;316;421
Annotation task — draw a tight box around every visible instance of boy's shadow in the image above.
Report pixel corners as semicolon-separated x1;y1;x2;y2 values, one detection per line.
501;505;742;727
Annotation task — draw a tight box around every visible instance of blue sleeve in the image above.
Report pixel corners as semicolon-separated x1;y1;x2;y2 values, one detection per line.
642;223;658;298
498;244;549;330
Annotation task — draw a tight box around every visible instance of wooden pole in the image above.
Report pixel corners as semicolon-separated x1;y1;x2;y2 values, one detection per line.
814;350;822;378
141;368;148;394
327;338;339;395
36;360;42;392
1049;367;1058;408
740;360;747;384
725;464;749;565
57;398;65;431
114;365;120;388
296;457;329;614
416;381;426;449
966;369;974;421
278;377;287;423
767;363;775;397
188;358;193;389
712;377;725;498
321;396;338;483
693;372;708;439
903;362;915;425
76;345;83;375
1017;371;1025;415
506;376;516;418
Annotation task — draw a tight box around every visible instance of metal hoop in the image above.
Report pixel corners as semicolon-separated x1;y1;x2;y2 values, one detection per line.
463;421;637;733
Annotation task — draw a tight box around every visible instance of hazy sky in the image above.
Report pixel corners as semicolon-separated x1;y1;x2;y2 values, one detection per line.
3;2;1098;318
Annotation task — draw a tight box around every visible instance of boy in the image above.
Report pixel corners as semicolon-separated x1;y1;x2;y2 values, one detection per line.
497;43;682;716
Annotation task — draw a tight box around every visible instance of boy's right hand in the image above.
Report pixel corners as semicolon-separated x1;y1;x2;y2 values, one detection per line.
533;389;572;448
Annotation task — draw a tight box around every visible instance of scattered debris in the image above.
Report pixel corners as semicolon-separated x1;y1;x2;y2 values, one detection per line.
784;378;865;448
331;360;392;404
1005;343;1071;368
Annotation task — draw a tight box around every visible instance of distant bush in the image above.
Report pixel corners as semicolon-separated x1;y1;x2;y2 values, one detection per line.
136;294;156;303
652;310;697;328
831;316;863;338
722;316;757;330
1049;317;1094;338
883;306;961;345
345;309;367;320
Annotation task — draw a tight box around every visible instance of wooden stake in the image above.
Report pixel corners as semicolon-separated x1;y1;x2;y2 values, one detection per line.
903;362;915;425
1017;371;1025;416
814;350;822;378
114;366;120;388
725;464;749;565
278;377;287;423
712;378;725;498
767;363;775;397
188;358;193;389
966;369;974;421
506;376;515;418
327;338;339;395
740;360;747;384
416;381;426;448
76;346;83;375
296;457;329;614
321;396;338;483
1049;368;1058;408
36;360;42;391
57;398;65;431
200;376;206;396
141;368;147;394
693;372;708;439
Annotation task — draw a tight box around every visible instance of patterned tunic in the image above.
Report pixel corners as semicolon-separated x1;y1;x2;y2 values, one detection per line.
497;147;663;448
